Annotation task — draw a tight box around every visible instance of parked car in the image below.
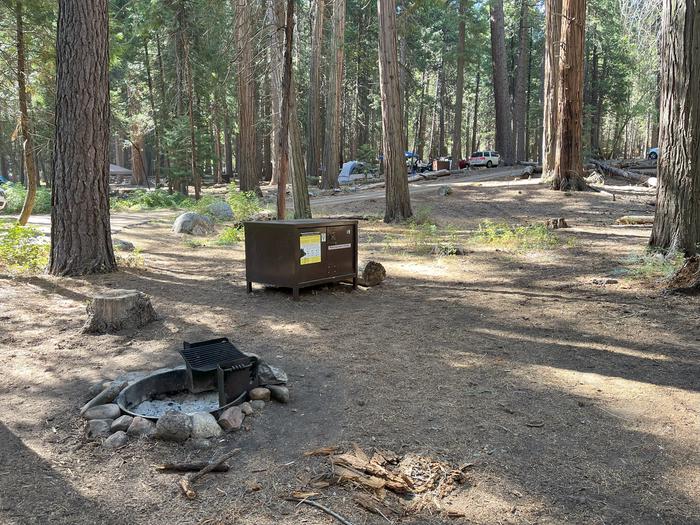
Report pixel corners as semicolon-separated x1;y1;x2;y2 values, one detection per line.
647;147;659;160
468;151;500;168
0;175;9;184
0;188;6;212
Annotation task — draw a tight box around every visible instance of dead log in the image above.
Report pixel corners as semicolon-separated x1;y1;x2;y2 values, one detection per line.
155;462;230;473
515;166;534;179
179;448;240;499
545;218;569;229
80;381;127;416
615;215;655;225
82;289;157;334
590;160;657;187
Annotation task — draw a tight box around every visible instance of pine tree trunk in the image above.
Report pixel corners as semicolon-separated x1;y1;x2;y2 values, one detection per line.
378;0;412;222
276;0;294;220
650;0;700;256
268;0;284;187
50;0;116;276
551;0;586;191
306;0;325;183
471;70;480;154
143;39;161;187
512;0;530;162
322;0;345;189
490;0;513;164
290;75;311;218
542;0;562;174
450;0;466;168
236;0;259;194
15;0;38;226
223;104;233;182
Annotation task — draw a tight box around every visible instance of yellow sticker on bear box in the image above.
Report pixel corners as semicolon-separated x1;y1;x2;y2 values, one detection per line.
300;233;321;264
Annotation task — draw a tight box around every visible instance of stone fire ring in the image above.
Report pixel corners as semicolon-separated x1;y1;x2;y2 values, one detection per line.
116;368;245;421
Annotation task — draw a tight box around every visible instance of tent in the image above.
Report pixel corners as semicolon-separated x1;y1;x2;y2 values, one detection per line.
338;161;367;184
110;164;132;176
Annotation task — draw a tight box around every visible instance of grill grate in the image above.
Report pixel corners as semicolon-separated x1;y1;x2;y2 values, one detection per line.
180;337;247;372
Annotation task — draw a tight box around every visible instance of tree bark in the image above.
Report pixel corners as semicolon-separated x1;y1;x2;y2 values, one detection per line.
378;0;412;222
650;0;700;256
143;38;162;187
223;104;233;182
276;0;294;220
15;0;38;226
306;0;325;183
450;0;466;168
290;75;311;218
236;0;259;194
513;0;530;162
471;70;480;154
322;0;345;189
490;0;513;164
268;0;284;187
50;0;116;275
551;0;586;191
542;0;562;175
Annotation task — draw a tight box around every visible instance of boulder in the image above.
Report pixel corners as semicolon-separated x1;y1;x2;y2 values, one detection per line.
218;406;244;432
83;404;122;421
239;402;253;416
250;400;265;411
249;387;271;402
113;239;135;252
438;185;453;196
173;212;214;235
82;290;157;335
257;362;287;385
155;411;192;442
87;419;113;438
190;412;223;439
127;416;156;438
104;431;128;449
250;210;274;221
268;385;289;404
357;260;386;287
205;201;234;220
111;415;134;432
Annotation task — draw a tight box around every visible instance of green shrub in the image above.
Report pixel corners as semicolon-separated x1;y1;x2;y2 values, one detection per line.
214;226;244;246
0;182;52;214
0;223;49;272
226;186;262;220
110;189;196;211
406;222;461;255
619;253;684;281
470;220;560;251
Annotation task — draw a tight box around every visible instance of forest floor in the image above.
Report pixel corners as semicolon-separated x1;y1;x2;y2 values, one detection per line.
1;175;699;525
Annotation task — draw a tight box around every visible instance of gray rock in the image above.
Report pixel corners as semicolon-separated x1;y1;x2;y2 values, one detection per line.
438;185;453;196
111;414;134;432
257;362;288;385
357;260;386;287
156;411;192;442
205;200;234;220
113;239;135;252
127;416;156;438
249;387;271;401
218;406;244;432
172;212;214;236
268;385;289;404
104;431;128;449
250;400;265;411
83;404;122;421
189;438;212;449
250;210;274;221
239;402;253;416
85;380;110;401
87;419;113;438
190;412;223;439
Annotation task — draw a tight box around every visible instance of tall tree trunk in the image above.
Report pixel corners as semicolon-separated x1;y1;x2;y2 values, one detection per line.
236;0;259;194
471;70;480;154
413;71;428;159
130;132;147;185
378;0;412;222
551;0;586;191
143;39;161;187
428;71;439;158
650;70;661;147
490;0;513;164
450;0;466;167
184;37;199;198
15;0;38;226
542;0;562;174
438;54;447;157
276;0;294;220
512;0;530;162
268;0;284;187
322;0;345;189
589;43;600;156
650;0;700;256
50;0;116;275
306;0;325;183
223;104;233;182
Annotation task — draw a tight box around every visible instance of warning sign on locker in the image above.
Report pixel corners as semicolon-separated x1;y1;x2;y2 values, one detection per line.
299;233;321;264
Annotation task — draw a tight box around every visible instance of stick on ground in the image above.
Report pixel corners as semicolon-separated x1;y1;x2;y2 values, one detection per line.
287;498;356;525
179;448;241;499
155;462;230;473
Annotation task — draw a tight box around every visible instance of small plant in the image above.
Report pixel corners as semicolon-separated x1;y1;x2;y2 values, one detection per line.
0;182;52;214
470;220;560;252
0;223;49;272
620;252;684;282
116;247;144;268
110;189;195;211
227;186;262;221
406;222;462;255
411;205;433;225
183;238;207;249
214;226;244;246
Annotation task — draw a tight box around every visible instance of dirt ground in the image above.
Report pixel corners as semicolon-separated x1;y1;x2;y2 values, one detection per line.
1;175;699;525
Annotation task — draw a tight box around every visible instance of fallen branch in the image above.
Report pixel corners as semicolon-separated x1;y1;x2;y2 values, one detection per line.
590;160;656;187
616;215;655;225
179;448;241;499
155;462;230;473
287;497;357;525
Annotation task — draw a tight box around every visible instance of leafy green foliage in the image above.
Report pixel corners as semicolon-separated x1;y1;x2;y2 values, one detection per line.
619;253;684;282
226;186;262;221
0;183;52;214
0;223;49;272
214;226;244;246
470;220;560;252
110;189;195;211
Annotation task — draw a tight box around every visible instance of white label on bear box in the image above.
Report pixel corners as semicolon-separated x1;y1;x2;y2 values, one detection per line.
328;243;351;251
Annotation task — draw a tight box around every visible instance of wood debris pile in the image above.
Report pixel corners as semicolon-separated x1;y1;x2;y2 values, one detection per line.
294;444;472;519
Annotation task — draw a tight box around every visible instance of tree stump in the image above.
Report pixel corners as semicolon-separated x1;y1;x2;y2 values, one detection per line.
357;261;386;287
82;289;157;334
